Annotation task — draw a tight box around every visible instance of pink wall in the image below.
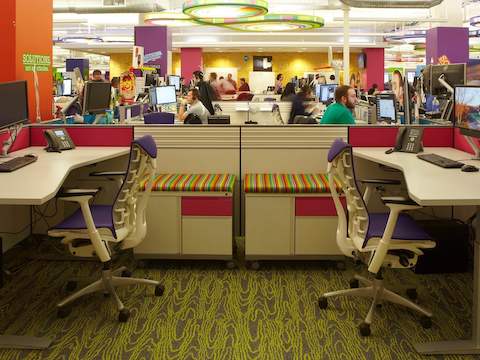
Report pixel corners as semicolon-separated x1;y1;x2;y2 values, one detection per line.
181;48;203;84
364;48;385;91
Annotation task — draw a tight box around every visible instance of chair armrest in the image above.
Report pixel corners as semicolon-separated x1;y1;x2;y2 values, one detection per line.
89;171;126;177
381;196;418;206
360;179;401;185
57;188;100;199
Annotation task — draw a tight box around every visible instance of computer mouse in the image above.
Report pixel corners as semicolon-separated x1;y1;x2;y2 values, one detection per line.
461;164;479;172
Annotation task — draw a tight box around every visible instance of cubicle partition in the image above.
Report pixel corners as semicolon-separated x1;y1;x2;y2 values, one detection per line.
213;101;293;125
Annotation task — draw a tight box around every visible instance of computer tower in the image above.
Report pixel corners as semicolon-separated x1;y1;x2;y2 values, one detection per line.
414;219;471;274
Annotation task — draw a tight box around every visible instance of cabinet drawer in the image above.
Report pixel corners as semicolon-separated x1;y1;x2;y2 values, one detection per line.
295;197;345;217
181;196;232;216
182;217;232;255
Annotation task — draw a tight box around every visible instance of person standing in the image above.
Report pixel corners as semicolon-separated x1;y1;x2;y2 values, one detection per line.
274;74;284;95
192;70;215;115
227;73;237;90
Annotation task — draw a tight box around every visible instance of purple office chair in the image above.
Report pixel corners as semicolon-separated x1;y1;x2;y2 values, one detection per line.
144;112;175;124
49;135;164;322
319;139;435;336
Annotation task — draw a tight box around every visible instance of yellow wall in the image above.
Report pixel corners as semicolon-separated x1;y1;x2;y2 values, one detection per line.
109;53;132;78
172;52;181;75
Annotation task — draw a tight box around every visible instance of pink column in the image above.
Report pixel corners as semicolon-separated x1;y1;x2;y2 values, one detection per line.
364;48;385;91
181;48;203;85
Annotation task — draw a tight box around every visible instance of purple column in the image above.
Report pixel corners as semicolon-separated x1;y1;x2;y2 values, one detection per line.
66;58;89;80
134;26;171;77
426;27;469;65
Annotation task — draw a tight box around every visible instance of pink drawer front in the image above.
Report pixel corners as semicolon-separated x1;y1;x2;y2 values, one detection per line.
295;197;346;217
182;196;232;216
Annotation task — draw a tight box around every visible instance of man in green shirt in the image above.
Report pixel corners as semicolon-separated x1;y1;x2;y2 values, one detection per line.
320;85;356;125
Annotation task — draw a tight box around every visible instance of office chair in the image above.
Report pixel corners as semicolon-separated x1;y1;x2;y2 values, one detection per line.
319;139;436;336
49;135;164;322
144;111;174;124
237;93;254;101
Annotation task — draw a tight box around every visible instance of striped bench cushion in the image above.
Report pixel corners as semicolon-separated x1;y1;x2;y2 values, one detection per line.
143;174;236;192
244;173;341;193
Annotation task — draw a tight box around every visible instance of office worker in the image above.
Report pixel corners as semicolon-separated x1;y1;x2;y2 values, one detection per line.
320;85;356;125
227;73;237;90
192;70;215;115
281;82;296;101
178;88;209;124
238;78;250;92
275;74;284;94
92;69;105;82
288;85;313;124
368;83;379;96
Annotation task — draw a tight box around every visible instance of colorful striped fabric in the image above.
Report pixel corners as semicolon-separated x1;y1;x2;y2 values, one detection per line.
143;174;236;192
244;173;341;193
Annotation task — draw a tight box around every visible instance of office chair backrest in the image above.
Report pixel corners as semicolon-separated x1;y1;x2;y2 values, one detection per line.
327;138;369;256
114;135;157;249
144;112;174;124
237;93;254;101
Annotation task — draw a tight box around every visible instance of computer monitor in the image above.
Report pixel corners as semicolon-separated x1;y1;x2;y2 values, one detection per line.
320;84;337;103
145;74;157;87
155;86;177;105
168;75;181;91
428;63;466;96
455;85;480;136
376;93;397;123
315;84;321;99
406;71;415;84
0;81;29;130
63;79;72;96
149;87;157;106
83;81;111;115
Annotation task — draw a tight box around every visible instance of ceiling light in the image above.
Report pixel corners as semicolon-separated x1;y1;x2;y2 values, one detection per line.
471;16;480;28
183;0;268;20
202;14;324;31
144;12;199;27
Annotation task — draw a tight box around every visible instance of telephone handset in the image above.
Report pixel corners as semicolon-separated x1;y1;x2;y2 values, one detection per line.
44;128;75;152
391;127;424;153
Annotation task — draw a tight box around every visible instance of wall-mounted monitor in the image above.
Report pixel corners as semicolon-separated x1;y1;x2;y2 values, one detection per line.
253;56;272;72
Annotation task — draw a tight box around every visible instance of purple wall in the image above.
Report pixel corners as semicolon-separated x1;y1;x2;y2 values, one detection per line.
426;27;469;65
66;58;89;80
181;48;203;84
134;26;171;77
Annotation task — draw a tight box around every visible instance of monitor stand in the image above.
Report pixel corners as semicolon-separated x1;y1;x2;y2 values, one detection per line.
465;135;480;160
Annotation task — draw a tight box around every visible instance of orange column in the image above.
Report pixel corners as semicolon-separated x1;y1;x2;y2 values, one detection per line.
1;0;53;122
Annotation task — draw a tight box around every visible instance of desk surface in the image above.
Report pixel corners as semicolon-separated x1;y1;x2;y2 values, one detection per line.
0;147;130;205
354;147;480;206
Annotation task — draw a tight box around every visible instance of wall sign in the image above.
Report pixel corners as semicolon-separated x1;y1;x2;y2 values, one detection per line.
22;53;51;72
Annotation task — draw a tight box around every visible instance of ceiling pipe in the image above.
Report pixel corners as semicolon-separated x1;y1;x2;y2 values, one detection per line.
54;0;164;13
339;0;443;8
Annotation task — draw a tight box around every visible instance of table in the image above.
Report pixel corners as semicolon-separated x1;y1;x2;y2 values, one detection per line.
354;147;480;355
0;146;129;349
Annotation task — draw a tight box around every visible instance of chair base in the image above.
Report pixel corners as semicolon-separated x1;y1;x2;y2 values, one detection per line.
319;274;432;336
57;265;163;322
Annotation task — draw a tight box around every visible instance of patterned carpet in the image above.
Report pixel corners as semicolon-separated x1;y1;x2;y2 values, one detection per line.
0;239;476;360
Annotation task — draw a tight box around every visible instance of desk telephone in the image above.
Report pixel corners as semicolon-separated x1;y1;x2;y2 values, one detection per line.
386;127;424;154
44;128;75;152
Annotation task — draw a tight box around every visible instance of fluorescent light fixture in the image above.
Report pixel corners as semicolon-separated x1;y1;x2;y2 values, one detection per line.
144;12;198;27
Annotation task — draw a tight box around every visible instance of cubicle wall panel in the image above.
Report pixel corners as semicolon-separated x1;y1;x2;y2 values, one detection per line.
454;127;477;154
2;127;30;154
30;125;134;147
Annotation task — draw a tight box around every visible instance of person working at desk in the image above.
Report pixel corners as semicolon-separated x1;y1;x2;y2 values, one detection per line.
92;70;105;82
281;82;296;101
320;85;356;125
178;88;209;124
239;78;250;92
288;85;314;124
368;83;379;96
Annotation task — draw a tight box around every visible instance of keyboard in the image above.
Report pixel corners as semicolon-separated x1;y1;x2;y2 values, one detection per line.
0;156;37;172
417;153;464;169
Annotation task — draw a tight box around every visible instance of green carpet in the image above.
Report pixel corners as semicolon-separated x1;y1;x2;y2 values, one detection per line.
0;240;476;360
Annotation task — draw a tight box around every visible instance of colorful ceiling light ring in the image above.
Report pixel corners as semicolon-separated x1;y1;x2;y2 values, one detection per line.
144;12;198;27
384;30;426;44
199;14;324;31
183;0;268;20
471;16;480;28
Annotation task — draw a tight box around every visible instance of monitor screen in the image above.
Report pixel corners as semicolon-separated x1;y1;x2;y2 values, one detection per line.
407;72;415;84
155;86;177;105
0;81;29;129
168;75;181;91
63;79;72;96
455;86;480;134
378;98;396;121
54;129;65;137
315;84;321;99
83;81;111;114
320;84;337;102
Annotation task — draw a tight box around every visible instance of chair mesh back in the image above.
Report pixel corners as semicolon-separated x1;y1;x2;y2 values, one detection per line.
112;143;156;237
329;147;369;247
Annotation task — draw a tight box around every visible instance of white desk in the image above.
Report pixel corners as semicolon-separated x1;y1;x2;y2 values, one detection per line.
0;146;129;349
354;147;480;355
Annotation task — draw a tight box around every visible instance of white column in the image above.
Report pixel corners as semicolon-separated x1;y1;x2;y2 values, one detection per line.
343;7;350;86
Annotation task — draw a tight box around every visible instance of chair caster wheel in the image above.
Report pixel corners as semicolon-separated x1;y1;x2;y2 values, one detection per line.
349;279;359;289
420;316;432;329
318;296;328;309
226;261;236;269
65;281;77;292
359;322;371;337
118;308;130;323
249;261;260;270
57;306;71;319
406;288;418;301
155;285;165;297
121;270;132;278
